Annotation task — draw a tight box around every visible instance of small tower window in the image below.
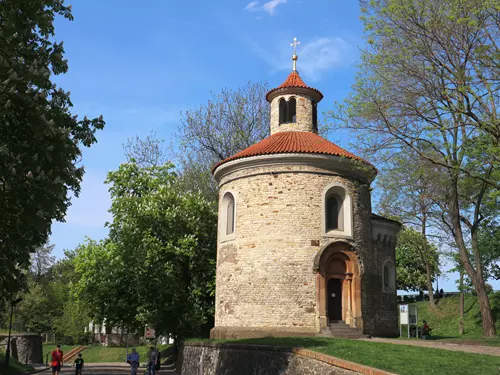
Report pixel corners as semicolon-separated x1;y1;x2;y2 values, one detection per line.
278;97;297;124
384;267;389;287
288;97;296;122
279;99;287;124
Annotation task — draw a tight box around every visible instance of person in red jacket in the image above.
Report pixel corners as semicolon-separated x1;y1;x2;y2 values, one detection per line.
51;345;64;375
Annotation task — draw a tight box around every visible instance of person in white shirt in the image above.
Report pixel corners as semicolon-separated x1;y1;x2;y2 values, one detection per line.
127;347;140;375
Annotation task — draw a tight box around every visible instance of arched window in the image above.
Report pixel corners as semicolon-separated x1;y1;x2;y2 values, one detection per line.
278;97;297;124
279;98;287;124
221;192;236;238
323;184;352;237
382;260;396;292
326;195;341;230
288;97;296;123
312;102;318;131
226;199;235;235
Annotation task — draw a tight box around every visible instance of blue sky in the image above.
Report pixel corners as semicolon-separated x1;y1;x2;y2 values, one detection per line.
48;0;498;292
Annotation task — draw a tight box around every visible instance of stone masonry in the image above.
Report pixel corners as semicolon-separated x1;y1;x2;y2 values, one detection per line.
215;165;372;333
270;94;314;135
211;67;400;339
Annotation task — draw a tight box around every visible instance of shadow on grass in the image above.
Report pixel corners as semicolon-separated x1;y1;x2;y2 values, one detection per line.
465;298;477;315
224;336;329;349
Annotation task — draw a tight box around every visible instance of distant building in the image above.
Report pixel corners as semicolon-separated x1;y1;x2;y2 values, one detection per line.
85;322;139;347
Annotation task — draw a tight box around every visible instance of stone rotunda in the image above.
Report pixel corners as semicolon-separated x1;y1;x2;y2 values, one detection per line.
210;44;401;339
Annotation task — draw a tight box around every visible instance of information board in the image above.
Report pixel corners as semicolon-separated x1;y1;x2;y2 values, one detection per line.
399;304;408;324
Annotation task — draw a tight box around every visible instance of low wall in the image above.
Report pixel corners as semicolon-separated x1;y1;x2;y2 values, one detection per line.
180;341;397;375
0;334;43;364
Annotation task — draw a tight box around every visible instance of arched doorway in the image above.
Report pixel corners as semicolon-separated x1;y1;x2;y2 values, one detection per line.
314;242;362;330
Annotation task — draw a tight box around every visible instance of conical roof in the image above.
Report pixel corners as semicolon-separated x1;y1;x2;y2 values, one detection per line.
212;131;372;172
266;71;323;102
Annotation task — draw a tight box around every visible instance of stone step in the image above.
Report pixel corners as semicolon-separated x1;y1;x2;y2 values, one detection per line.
320;323;368;339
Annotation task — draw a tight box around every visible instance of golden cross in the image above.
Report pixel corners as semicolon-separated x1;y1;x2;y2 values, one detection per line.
290;37;300;71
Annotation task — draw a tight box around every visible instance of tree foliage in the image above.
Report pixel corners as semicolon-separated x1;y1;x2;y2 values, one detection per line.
74;162;217;340
176;81;270;201
396;227;440;291
0;0;105;310
330;0;499;336
378;152;443;305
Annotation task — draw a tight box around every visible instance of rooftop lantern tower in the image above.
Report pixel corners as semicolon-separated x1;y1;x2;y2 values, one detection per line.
266;37;323;135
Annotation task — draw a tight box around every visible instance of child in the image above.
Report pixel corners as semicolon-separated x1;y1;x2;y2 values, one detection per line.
74;353;84;375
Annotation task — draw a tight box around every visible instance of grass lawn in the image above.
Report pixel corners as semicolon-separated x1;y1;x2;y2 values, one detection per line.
191;337;500;375
0;352;34;375
78;344;171;364
399;292;500;346
42;344;79;362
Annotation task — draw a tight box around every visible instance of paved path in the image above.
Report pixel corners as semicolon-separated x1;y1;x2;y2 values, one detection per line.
364;337;500;357
34;363;177;375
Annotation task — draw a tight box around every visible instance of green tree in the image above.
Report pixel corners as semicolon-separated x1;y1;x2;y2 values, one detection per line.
378;153;443;307
176;81;270;202
478;223;500;281
0;0;105;310
330;0;499;336
74;162;217;341
395;227;440;292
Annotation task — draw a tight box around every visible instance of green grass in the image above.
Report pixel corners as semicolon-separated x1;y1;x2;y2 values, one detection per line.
191;337;500;375
42;344;79;362
401;292;500;344
0;352;34;375
42;343;172;364
77;344;171;364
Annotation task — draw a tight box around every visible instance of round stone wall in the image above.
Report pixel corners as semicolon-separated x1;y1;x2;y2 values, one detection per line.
213;162;373;335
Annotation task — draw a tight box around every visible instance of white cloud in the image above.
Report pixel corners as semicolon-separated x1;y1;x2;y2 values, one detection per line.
244;1;260;11
298;37;349;81
251;36;353;81
244;0;288;15
262;0;287;15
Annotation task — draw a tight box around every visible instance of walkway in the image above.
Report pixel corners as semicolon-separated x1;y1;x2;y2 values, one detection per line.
364;337;500;357
33;363;177;375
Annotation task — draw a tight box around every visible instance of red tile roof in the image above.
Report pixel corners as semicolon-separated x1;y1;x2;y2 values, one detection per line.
212;131;372;172
266;71;323;102
278;70;309;88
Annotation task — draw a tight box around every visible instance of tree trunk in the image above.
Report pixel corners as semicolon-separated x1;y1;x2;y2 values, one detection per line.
459;270;464;335
421;218;436;308
450;180;496;337
425;262;436;307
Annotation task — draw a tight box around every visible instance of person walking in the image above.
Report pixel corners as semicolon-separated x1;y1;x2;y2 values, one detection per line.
146;346;157;375
155;347;162;374
51;345;64;375
74;353;84;375
127;347;140;375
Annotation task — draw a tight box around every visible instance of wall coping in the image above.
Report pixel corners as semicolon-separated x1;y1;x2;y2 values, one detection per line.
184;341;398;375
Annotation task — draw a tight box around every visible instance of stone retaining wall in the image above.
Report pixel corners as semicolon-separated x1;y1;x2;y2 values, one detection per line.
180;342;397;375
0;334;43;364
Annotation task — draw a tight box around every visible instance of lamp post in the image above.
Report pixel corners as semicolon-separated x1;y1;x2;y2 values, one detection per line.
5;298;23;367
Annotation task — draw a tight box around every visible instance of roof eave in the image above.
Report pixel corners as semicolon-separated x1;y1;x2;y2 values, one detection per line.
266;86;324;103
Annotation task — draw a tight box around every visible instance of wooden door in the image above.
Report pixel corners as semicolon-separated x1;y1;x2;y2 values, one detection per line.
327;278;342;321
